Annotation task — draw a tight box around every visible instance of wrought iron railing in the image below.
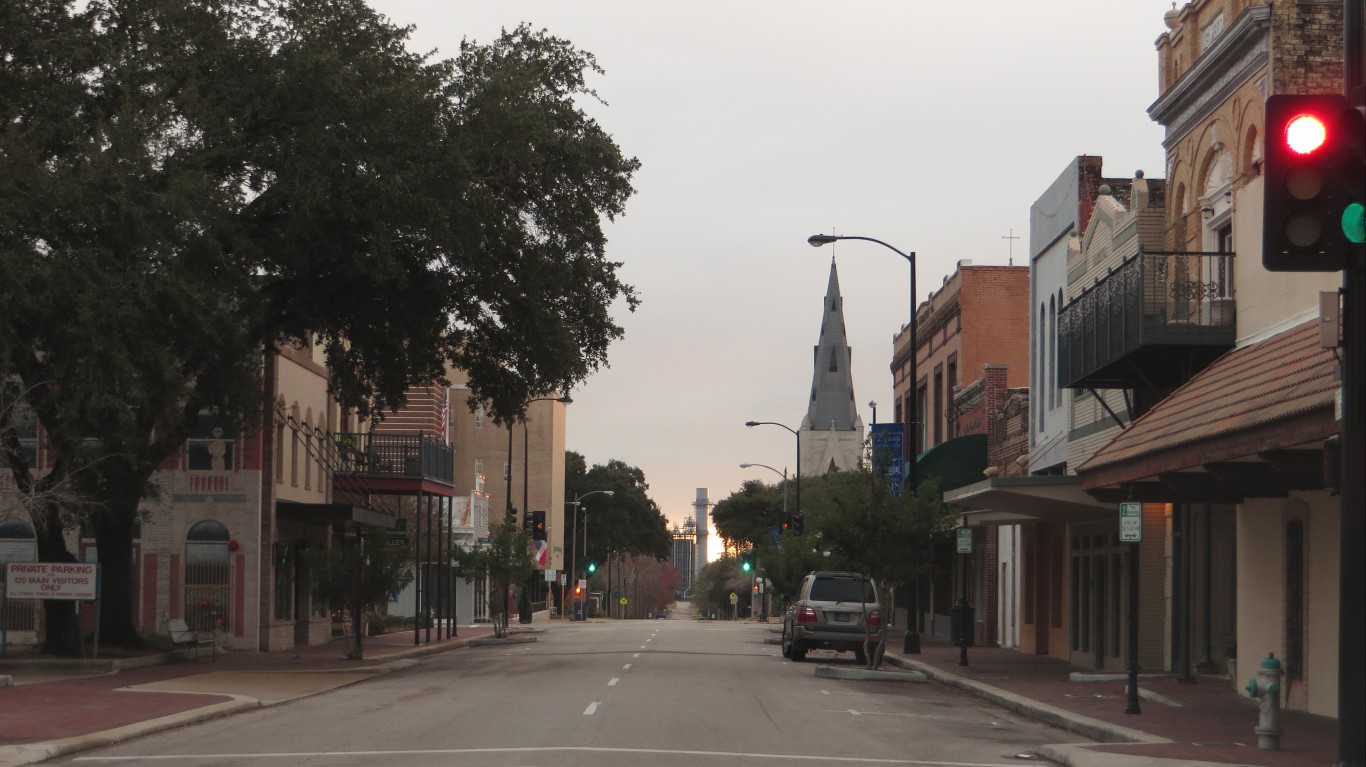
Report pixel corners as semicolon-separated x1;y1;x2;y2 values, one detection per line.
334;432;454;485
1059;251;1236;389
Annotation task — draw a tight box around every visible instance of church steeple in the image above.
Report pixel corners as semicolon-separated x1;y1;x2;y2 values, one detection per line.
797;255;863;459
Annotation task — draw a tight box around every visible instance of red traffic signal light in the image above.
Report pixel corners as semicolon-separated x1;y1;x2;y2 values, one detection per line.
1262;94;1355;271
573;585;584;597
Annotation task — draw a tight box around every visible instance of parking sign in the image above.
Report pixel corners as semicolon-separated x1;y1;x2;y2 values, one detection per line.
1119;501;1143;542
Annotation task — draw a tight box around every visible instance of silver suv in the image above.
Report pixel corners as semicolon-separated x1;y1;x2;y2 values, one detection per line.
780;571;883;663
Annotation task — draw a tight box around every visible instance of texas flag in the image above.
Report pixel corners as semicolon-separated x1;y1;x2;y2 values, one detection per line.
533;540;549;568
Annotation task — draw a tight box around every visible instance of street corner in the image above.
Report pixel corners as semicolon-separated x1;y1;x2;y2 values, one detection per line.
814;665;928;683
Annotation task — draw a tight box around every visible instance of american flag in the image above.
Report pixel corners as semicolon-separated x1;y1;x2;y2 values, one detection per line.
437;391;449;442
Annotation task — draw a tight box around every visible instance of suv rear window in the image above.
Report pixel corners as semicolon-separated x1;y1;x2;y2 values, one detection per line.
809;577;876;603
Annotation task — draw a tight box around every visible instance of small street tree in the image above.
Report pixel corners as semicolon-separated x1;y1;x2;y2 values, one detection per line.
452;517;534;638
800;470;955;668
307;531;415;660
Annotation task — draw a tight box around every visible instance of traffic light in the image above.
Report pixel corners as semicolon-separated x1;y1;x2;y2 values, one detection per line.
739;551;754;573
792;514;805;536
530;510;546;542
779;512;791;533
586;561;597;574
573;584;584;597
1262;94;1361;271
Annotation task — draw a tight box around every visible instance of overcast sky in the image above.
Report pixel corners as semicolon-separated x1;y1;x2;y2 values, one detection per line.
369;1;1175;560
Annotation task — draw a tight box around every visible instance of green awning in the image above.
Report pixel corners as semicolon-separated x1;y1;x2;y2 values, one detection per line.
912;433;988;492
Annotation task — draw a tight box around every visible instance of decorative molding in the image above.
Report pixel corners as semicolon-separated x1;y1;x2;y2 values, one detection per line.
1148;4;1271;149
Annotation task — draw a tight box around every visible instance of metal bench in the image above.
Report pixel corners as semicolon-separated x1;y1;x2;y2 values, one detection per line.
167;618;217;662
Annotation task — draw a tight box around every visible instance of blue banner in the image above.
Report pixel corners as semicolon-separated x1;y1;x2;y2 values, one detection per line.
870;423;905;496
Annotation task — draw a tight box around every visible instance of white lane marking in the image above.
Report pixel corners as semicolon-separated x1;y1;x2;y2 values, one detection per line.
75;747;1021;764
583;702;600;716
639;645;647;649
608;677;620;686
633;653;641;658
623;663;632;670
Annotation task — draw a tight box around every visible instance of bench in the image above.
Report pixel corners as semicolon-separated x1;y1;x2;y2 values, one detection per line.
167;618;217;662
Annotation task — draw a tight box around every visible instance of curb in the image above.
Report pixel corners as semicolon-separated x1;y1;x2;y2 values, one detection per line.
468;635;538;647
814;665;927;683
0;635;483;767
882;653;1169;746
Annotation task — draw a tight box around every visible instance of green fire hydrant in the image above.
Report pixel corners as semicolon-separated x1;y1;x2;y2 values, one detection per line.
1244;653;1283;750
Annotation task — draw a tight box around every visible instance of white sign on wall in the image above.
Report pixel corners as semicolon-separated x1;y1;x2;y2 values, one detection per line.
1119;502;1144;543
5;562;99;600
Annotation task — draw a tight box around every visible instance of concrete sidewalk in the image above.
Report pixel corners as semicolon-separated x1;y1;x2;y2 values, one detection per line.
0;625;498;767
880;641;1337;767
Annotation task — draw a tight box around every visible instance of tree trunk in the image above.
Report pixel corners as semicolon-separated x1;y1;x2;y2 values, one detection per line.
33;509;81;656
93;500;147;648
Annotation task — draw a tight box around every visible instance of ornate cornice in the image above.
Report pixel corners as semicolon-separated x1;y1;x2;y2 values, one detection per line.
1148;4;1271;149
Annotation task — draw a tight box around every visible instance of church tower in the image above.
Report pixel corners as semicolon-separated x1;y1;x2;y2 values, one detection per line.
800;258;864;475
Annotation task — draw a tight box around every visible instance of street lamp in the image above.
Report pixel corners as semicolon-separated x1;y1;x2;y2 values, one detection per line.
567;489;614;620
744;421;800;528
740;461;789;623
807;235;918;492
739;462;788;523
808;233;921;654
507;394;570;622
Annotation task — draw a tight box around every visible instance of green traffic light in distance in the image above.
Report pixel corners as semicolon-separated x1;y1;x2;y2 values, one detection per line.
741;560;752;572
1344;202;1366;244
586;562;596;573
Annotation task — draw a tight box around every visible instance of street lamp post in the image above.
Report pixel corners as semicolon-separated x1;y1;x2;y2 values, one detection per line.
740;461;789;622
808;233;921;654
512;394;571;622
567;489;614;620
744;421;800;525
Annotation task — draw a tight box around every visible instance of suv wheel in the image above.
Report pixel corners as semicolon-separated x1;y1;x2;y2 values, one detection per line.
790;640;807;662
780;627;792;659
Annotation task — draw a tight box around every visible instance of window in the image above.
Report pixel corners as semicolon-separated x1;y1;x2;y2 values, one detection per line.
186;520;231;632
1285;519;1305;677
187;412;234;471
475;405;485;429
0;400;38;469
275;420;285;482
1048;295;1057;410
933;368;944;446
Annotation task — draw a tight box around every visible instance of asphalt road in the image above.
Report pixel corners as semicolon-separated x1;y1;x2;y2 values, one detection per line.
60;606;1072;766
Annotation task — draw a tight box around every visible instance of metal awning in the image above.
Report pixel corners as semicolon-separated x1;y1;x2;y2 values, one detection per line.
945;476;1113;527
276;502;397;529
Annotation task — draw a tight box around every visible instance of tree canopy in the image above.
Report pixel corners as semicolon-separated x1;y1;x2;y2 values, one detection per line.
565;451;671;566
0;0;639;646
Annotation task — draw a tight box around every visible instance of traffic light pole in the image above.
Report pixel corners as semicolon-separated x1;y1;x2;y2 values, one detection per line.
1339;6;1364;767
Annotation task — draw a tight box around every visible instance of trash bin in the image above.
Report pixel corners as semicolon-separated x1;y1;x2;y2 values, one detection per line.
950;599;974;646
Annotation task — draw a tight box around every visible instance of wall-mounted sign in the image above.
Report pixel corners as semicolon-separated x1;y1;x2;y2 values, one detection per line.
956;527;973;554
1119;501;1143;543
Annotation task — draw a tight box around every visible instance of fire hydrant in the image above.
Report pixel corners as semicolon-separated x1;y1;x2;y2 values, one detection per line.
1244;653;1283;750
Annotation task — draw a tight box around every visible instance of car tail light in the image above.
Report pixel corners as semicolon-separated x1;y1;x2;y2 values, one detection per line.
797;606;818;624
866;610;881;627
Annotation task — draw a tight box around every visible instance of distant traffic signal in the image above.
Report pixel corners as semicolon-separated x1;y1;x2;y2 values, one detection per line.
530;510;546;542
1262;94;1361;270
573;584;584;597
586;561;597;574
779;512;791;533
739;551;754;573
792;515;805;536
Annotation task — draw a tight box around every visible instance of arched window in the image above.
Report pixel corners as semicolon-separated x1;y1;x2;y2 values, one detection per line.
186;520;230;632
1048;295;1057;410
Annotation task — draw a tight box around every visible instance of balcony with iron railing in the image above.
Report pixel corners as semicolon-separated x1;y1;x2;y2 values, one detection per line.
333;432;454;493
1059;251;1236;390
